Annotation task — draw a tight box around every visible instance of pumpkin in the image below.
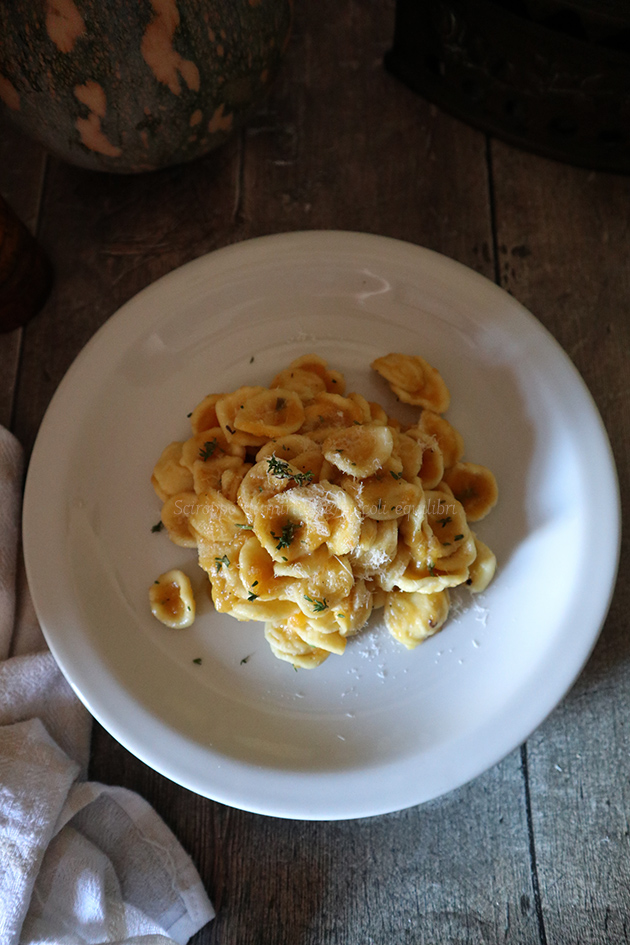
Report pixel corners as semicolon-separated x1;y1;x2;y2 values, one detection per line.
0;0;293;173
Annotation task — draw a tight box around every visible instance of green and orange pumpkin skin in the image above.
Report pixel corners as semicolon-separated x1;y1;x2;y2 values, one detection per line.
0;0;293;173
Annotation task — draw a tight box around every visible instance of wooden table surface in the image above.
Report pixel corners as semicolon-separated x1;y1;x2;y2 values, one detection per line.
2;2;629;943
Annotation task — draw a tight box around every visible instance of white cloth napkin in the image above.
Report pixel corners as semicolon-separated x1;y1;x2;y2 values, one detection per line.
0;427;215;945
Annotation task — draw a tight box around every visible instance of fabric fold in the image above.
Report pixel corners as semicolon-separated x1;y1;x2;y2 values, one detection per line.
0;426;214;944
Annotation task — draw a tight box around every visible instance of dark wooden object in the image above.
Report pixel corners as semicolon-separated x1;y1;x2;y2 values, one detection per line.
1;1;629;942
385;0;630;173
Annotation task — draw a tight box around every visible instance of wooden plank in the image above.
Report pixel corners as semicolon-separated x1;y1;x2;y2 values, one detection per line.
490;138;630;944
0;114;47;429
11;134;241;455
209;757;540;945
238;0;495;275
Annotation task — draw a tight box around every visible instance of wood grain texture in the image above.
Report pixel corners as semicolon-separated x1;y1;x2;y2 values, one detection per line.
239;0;495;276
490;140;630;945
11;133;241;454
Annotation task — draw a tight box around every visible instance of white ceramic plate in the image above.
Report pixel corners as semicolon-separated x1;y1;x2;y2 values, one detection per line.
23;231;620;820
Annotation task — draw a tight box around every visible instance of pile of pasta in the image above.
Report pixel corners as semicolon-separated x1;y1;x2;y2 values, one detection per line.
149;353;498;668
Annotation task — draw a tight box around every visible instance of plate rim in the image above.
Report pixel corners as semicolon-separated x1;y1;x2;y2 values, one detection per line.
23;230;621;819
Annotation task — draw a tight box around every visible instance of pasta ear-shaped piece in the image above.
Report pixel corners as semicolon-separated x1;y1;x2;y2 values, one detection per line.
343;470;424;522
255;441;323;485
278;546;355;609
391;430;424;480
290;450;325;483
385;590;450;649
296;623;347;655
404;428;444;489
368;583;388;610
442;462;498;521
269;367;327;402
394;554;469;593
428;531;477;574
334;578;373;637
207;551;250;611
256;435;320;463
423;490;470;560
321;483;362;555
372;353;450;412
219;463;252;504
349;518;398;579
466;534;497;592
196;536;246;577
415;410;465;469
287;353;330;378
150;570;196;629
191;454;245;495
215;386;269;447
189;393;221;434
287;353;347;395
322;424;394;479
375;542;413;592
346;392;372;422
301;393;365;440
152;442;194;500
234;388;305;438
253;485;331;563
188;488;250;543
180;428;245;472
265;619;330;668
160;492;200;547
238;535;294;601
237;459;292;519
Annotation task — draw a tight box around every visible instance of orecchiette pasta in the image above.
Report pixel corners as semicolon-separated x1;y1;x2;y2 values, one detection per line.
149;353;498;665
150;570;196;629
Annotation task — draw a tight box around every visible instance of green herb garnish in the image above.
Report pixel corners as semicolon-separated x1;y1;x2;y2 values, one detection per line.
266;453;313;486
271;520;299;550
199;438;218;461
304;595;328;613
192;657;202;665
437;516;452;527
151;521;164;533
215;554;230;571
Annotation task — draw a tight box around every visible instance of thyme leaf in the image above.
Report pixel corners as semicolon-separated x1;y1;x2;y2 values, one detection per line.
266;453;313;486
271;520;299;550
304;594;328;613
199;438;218;461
